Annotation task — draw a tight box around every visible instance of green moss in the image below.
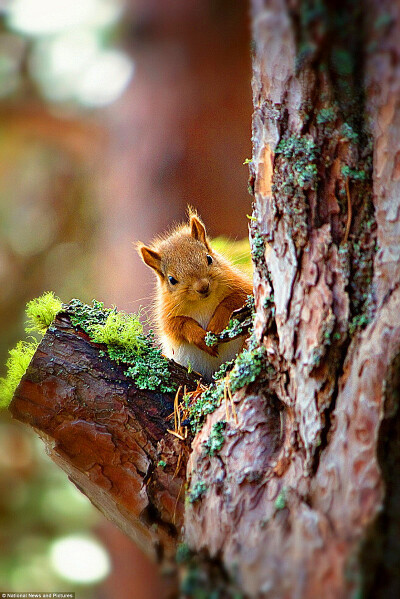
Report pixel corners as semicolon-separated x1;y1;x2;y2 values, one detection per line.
316;108;336;124
157;460;167;469
66;299;175;393
275;489;287;510
0;341;38;408
332;48;354;77
188;480;207;503
25;291;62;335
176;542;192;564
1;291;64;408
89;311;144;351
374;12;393;29
204;421;226;456
180;565;220;599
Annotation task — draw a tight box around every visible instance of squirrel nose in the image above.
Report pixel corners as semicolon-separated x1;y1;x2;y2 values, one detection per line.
193;279;210;296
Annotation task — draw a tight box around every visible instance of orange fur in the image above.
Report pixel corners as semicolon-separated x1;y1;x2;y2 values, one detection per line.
137;211;253;379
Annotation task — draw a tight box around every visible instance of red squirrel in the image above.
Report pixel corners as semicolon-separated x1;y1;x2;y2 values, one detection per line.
138;211;253;381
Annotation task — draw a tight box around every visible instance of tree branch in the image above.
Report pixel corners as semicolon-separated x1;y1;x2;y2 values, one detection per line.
9;312;200;565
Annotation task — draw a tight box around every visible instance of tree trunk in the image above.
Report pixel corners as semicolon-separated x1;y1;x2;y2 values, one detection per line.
9;2;400;598
183;1;400;598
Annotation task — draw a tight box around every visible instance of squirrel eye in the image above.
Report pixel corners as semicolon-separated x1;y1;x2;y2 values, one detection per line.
206;254;213;265
168;275;178;285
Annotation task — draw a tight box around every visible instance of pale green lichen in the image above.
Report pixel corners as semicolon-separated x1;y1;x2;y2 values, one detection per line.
316;107;336;125
275;135;318;189
189;379;225;432
275;488;287;510
204;420;226;457
251;231;266;263
341;165;368;181
205;331;218;347
223;318;244;339
229;344;269;393
188;480;208;503
188;339;271;432
340;122;358;143
349;313;370;336
213;359;235;381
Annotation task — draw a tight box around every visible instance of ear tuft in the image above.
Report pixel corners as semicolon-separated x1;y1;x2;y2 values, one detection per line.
137;243;163;277
189;212;209;249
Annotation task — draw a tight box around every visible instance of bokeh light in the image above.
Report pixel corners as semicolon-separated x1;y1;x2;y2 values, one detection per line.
3;0;133;107
50;535;111;584
0;2;253;598
5;0;122;36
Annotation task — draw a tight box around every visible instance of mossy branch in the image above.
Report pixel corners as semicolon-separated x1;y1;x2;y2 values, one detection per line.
8;299;201;571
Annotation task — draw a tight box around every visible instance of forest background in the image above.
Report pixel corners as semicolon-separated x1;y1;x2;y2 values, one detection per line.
0;1;252;598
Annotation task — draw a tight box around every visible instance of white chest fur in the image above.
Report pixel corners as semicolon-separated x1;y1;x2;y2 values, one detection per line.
167;336;245;381
160;293;245;381
184;293;221;330
161;297;244;381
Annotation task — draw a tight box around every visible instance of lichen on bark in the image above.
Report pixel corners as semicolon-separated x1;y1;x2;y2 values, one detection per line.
183;1;400;597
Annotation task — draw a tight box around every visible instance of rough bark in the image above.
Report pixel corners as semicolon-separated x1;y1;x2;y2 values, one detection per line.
8;2;400;598
10;313;199;569
184;1;400;598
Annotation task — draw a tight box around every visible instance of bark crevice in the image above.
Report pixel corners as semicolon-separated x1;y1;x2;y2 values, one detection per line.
359;349;400;598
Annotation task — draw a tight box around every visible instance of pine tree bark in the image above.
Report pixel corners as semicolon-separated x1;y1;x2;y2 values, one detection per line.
183;1;400;598
8;2;400;598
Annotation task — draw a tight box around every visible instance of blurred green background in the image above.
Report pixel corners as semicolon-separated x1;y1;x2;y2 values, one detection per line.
0;1;252;597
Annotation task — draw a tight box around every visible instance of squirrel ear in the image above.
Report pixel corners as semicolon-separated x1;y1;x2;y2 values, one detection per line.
138;244;163;277
190;215;210;249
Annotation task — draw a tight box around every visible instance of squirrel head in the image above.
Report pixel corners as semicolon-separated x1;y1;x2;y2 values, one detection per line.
138;211;226;306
